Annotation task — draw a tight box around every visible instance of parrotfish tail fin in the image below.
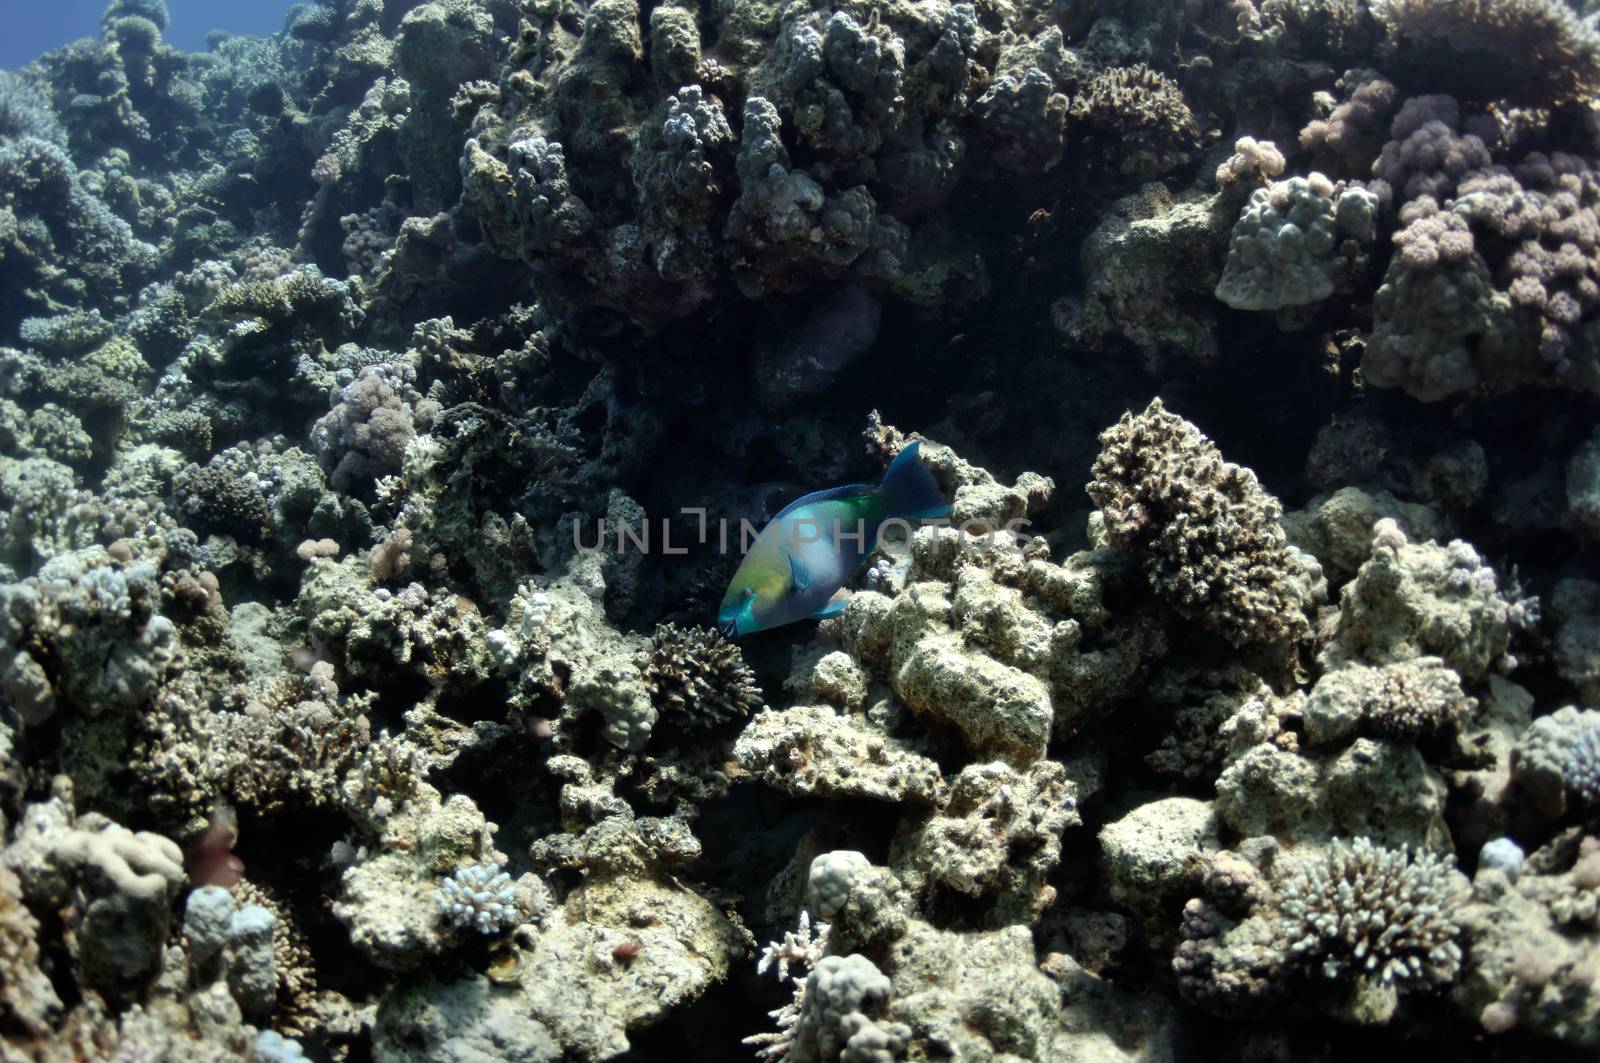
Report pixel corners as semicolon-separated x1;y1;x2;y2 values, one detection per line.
877;439;950;522
808;588;851;620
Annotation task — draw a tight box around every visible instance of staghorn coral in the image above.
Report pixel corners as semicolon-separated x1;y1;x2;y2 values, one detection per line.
758;910;831;983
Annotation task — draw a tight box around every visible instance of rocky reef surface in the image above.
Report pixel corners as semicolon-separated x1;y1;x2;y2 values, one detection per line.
2;0;1600;1059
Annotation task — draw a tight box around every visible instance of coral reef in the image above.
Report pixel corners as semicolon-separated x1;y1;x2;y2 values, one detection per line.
0;0;1597;1059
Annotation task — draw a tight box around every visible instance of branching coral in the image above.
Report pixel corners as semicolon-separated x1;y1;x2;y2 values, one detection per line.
435;862;522;934
640;622;765;727
1565;723;1600;806
0;72;66;147
1088;399;1319;650
1276;837;1467;988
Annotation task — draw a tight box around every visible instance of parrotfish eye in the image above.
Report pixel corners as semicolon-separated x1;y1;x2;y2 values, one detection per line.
741;587;755;601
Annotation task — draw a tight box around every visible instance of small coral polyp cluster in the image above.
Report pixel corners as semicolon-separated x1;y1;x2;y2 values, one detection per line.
2;0;1600;1060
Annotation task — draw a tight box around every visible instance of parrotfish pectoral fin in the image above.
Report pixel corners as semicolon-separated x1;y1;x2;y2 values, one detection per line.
788;551;812;593
808;589;851;620
878;440;950;521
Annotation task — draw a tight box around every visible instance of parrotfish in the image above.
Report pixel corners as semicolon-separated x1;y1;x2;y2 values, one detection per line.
718;441;949;637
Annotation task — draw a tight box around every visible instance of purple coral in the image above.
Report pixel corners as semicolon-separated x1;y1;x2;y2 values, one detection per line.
1461;153;1600;372
1391;196;1475;269
1372;95;1491;201
311;364;437;492
1300;70;1398;174
1366;94;1600;397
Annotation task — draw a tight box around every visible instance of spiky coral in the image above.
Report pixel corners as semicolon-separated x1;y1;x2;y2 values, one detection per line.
231;879;318;1037
640;623;765;727
1088;399;1317;649
757;911;831;982
1277;838;1467;988
1069;64;1201;175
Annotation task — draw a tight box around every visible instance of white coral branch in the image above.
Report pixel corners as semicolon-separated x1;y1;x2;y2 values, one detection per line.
756;910;830;981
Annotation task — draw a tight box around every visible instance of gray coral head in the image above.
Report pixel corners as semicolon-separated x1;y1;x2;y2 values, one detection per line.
1477;837;1525;881
808;850;871;920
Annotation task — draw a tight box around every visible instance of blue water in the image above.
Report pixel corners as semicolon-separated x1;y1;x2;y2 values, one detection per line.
0;0;292;70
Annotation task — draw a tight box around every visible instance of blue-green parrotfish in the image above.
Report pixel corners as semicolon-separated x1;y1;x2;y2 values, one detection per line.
717;441;949;637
